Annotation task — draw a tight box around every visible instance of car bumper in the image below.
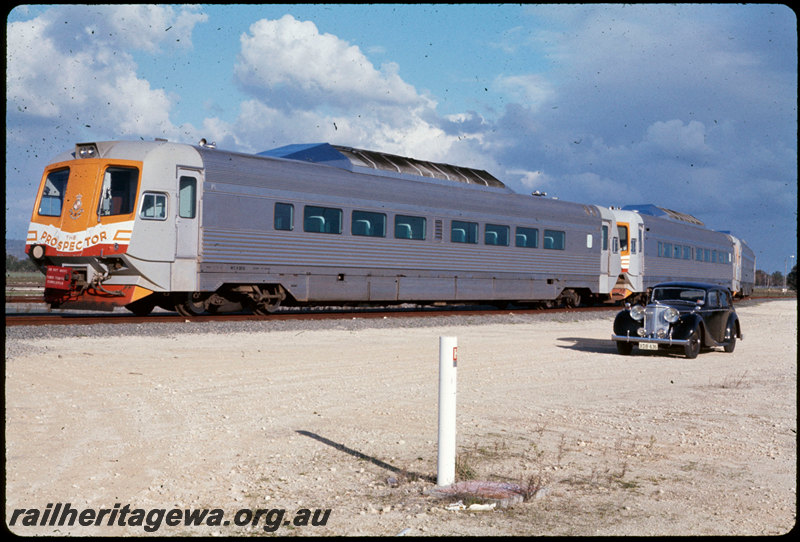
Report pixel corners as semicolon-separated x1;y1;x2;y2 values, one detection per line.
611;334;690;346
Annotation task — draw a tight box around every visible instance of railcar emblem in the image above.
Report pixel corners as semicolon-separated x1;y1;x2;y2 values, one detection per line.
69;194;84;219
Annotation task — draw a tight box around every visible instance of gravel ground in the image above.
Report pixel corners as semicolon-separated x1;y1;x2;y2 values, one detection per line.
4;299;796;536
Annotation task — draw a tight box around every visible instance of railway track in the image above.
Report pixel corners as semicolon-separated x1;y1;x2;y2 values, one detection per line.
5;294;780;328
5;301;616;327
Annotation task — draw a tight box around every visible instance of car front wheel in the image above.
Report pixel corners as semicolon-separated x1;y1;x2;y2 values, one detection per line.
684;328;701;359
616;341;634;355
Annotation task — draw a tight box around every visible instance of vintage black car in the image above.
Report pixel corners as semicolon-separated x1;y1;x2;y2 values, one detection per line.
612;282;742;358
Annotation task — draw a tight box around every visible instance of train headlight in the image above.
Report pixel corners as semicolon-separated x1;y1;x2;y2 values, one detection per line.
31;244;46;260
76;143;98;158
629;304;645;321
664;307;680;324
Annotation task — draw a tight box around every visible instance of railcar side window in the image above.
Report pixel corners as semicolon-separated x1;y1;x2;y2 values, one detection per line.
352;210;386;237
98;167;139;216
516;227;539;248
602;225;608;251
543;230;565;250
38;169;70;217
178;177;197;218
274;202;294;231
395;215;426;240
451;220;478;244
485;224;510;246
140;192;167;220
304;205;342;234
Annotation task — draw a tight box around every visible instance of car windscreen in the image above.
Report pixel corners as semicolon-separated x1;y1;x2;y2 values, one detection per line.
652;287;705;304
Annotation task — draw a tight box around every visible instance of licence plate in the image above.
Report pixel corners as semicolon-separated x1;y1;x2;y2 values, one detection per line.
639;342;659;351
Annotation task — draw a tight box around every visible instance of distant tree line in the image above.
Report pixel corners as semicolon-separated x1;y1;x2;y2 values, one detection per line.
5;254;38;273
756;266;796;290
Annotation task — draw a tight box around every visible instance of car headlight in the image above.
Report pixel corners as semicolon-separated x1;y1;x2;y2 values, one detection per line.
664;307;679;323
629;304;645;321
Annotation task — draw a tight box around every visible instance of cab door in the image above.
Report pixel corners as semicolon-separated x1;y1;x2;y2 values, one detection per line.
598;208;621;294
172;168;201;291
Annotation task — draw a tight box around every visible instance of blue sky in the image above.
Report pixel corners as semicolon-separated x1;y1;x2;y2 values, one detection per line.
6;4;797;272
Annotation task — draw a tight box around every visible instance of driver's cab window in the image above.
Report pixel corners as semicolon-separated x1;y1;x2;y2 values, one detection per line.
98;167;139;216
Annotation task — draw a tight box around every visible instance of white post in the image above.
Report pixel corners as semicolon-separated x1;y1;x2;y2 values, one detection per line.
437;336;458;486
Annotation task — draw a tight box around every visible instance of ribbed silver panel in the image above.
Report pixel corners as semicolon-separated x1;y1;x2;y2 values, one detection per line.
201;229;599;276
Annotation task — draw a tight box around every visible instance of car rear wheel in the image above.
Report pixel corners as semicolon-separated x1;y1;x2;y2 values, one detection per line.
723;322;737;353
684;328;701;359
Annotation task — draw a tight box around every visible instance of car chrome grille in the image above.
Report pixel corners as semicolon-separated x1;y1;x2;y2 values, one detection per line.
643;306;670;337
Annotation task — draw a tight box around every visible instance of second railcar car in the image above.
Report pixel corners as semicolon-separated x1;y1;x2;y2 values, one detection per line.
611;204;754;300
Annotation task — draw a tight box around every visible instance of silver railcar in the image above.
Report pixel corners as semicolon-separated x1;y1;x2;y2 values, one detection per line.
27;140;623;315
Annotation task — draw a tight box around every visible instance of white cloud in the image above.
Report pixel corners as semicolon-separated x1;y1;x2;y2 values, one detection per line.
234;15;423;110
6;5;207;141
644;120;711;157
492;74;554;110
225;15;498;167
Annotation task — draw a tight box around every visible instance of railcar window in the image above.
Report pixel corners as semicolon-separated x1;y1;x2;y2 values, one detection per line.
516;227;540;248
543;230;565;250
618;225;629;251
274;202;294;231
395;215;426;240
683;246;692;260
141;192;167;220
602;225;608;251
451;220;478;244
304;205;342;234
485;224;510;246
98;167;139;216
38;169;70;217
352;210;386;237
178;177;197;219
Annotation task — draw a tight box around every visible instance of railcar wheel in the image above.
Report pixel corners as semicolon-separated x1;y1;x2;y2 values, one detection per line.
250;285;285;315
684;328;701;359
561;289;581;308
174;293;207;316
